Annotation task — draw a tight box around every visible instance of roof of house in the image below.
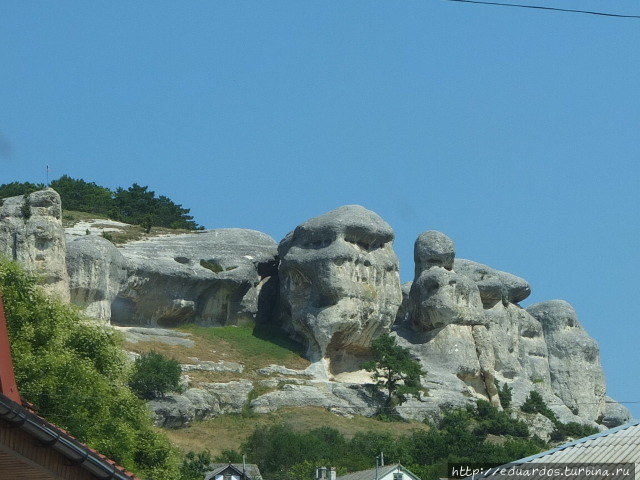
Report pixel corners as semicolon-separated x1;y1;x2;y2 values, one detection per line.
337;464;419;480
466;419;640;479
205;463;263;480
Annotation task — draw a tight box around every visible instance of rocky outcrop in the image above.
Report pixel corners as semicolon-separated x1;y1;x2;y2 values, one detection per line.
454;259;531;308
66;235;126;321
112;229;278;326
0;189;70;300
397;229;611;428
602;396;632;428
250;381;381;417
414;230;455;275
526;300;606;421
1;190;628;431
150;380;254;428
278;205;402;370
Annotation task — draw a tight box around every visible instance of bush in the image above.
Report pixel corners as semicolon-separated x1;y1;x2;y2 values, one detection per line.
520;391;598;442
129;351;183;400
180;450;213;480
550;422;599;442
520;391;558;423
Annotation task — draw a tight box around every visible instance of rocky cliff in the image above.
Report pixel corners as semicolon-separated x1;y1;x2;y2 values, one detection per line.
0;189;70;300
0;190;630;431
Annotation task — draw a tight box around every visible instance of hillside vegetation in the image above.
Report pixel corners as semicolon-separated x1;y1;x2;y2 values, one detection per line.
178;401;548;480
0;258;184;480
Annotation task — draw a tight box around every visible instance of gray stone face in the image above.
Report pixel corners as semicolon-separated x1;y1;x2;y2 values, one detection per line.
278;205;402;366
414;230;455;275
409;267;484;331
0;189;70;300
112;229;278;326
454;259;531;308
66;235;127;321
526;300;606;422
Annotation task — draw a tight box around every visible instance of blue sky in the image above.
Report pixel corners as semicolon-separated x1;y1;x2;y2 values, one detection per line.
2;2;639;416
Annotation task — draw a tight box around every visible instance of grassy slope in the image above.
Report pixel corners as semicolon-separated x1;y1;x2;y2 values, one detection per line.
162;407;430;457
125;324;431;457
125;323;311;382
62;209;193;244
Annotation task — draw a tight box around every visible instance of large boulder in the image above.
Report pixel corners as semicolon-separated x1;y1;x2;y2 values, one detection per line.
454;259;531;308
0;189;69;300
601;396;632;428
66;235;127;321
149;380;254;428
414;230;455;275
112;229;278;326
526;300;606;421
278;205;402;368
250;381;381;417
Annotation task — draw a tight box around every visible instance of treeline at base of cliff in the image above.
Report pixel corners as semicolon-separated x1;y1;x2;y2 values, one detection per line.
0;175;203;230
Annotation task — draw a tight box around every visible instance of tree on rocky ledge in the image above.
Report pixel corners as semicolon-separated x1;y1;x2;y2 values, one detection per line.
362;333;425;412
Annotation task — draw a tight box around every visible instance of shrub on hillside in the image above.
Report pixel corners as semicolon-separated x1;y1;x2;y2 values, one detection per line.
520;391;599;442
497;382;513;409
520;391;558;422
129;350;183;400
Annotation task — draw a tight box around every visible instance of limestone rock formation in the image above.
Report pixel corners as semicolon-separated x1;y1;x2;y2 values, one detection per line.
278;205;402;369
397;230;611;427
454;259;531;308
0;189;69;300
526;300;607;421
112;229;278;326
414;230;455;275
150;380;254;428
250;381;381;417
0;189;628;431
602;396;632;428
66;235;127;321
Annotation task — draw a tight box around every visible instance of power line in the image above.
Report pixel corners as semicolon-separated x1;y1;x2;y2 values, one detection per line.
443;0;640;19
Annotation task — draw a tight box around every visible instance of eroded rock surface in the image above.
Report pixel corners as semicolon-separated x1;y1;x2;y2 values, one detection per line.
0;189;70;300
67;235;126;321
113;229;278;326
454;259;531;308
278;205;402;369
397;230;613;428
527;300;606;421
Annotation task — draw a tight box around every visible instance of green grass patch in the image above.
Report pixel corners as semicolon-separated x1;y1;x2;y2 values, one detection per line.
178;323;309;371
62;209;110;226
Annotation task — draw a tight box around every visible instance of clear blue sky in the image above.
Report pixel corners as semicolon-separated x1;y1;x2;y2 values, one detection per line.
2;2;639;416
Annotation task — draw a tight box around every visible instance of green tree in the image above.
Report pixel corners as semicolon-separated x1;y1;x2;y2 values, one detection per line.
0;257;182;479
180;450;213;480
49;175;113;215
0;181;44;198
361;334;425;410
112;183;202;230
520;391;557;422
497;382;513;409
129;350;183;399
